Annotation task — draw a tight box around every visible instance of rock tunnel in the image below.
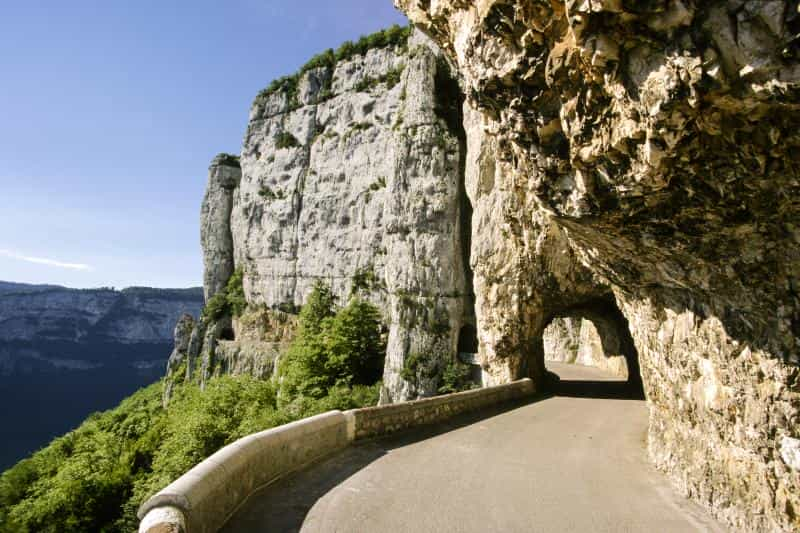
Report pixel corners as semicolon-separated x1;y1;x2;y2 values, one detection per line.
540;296;645;399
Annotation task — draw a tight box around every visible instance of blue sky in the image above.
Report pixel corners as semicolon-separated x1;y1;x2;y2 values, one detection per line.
0;0;406;289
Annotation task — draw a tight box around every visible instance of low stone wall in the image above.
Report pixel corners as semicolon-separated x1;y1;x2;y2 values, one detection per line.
137;411;349;533
138;379;535;533
345;378;535;441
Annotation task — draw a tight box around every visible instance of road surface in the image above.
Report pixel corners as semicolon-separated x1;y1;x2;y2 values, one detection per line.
223;362;723;532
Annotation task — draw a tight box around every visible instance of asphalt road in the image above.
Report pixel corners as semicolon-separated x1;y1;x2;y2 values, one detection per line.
223;362;723;533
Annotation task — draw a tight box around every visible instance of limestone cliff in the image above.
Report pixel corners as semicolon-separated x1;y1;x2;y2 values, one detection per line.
173;29;475;403
395;1;799;530
201;154;241;302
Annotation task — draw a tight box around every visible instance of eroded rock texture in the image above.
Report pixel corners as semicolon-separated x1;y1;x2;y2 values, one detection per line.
211;307;296;383
396;0;800;530
163;313;195;405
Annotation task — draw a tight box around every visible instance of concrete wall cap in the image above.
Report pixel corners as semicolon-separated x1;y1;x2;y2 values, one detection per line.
138;505;187;533
138;493;191;520
353;379;533;414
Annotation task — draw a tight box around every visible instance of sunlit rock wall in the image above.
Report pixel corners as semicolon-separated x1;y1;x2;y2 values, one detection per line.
396;1;800;530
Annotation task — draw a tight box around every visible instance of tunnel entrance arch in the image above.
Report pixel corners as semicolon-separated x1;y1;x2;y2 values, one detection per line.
536;296;644;399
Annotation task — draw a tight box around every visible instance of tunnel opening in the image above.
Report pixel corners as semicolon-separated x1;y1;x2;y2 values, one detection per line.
219;326;235;341
457;324;479;354
540;297;644;400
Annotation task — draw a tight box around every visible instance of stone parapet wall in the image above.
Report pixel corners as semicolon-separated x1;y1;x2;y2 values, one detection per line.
138;379;535;533
137;411;349;533
346;378;535;440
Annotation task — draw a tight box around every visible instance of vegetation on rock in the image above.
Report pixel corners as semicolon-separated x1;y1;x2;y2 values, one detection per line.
354;64;405;92
0;281;383;532
201;268;246;322
258;185;286;201
214;153;241;168
254;24;412;105
279;281;385;400
275;132;300;149
438;359;478;394
351;263;382;293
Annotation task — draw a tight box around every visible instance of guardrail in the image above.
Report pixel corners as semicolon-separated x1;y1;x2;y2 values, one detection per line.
138;378;535;532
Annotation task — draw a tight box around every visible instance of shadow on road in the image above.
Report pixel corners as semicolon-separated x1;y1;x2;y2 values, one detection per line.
552;379;645;400
542;364;645;401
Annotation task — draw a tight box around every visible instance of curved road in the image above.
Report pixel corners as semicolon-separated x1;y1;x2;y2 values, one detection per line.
224;362;723;532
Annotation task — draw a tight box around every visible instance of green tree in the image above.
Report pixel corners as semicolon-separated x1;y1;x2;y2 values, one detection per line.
438;359;477;394
279;284;385;401
323;297;384;386
298;280;336;336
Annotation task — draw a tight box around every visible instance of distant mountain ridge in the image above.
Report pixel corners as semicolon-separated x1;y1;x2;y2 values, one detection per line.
0;281;204;469
0;281;203;347
0;280;66;294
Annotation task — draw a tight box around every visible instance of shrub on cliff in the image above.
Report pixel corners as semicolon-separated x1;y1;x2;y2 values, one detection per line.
438;359;478;394
335;24;411;62
255;24;412;103
224;268;246;317
279;282;385;400
201;268;246;322
275;132;300;149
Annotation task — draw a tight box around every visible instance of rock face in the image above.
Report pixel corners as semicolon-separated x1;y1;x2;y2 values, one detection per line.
163;313;196;404
201;154;242;301
395;1;800;530
190;30;475;402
